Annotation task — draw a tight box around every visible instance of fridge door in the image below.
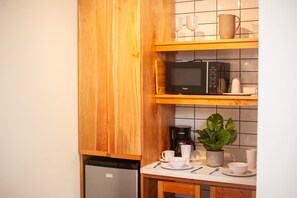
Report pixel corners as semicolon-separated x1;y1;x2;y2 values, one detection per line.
85;165;138;198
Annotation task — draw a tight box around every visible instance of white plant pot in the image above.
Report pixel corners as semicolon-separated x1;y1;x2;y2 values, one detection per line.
206;150;224;167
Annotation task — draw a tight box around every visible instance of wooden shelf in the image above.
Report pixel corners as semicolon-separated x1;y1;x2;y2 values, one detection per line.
155;38;258;52
155;94;258;106
154;38;258;107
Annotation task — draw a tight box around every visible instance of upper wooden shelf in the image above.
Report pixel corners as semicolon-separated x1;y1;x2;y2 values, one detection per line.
155;38;258;52
156;94;258;106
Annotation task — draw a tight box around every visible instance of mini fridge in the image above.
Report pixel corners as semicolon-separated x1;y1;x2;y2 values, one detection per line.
85;156;140;198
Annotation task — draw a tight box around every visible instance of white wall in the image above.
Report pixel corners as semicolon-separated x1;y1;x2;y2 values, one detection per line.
258;0;297;197
0;1;79;198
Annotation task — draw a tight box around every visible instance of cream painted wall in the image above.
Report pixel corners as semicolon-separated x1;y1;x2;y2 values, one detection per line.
0;1;79;198
258;0;297;197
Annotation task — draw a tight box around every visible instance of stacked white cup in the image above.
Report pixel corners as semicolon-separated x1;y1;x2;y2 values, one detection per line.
246;149;257;171
181;145;192;164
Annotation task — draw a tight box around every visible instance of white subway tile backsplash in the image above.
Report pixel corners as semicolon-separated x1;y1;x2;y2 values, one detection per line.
217;108;240;120
197;11;216;24
241;0;258;9
241;49;258;58
241;9;259;21
197;23;217;36
195;0;216;12
194;119;207;130
241;59;258;71
176;51;195;61
194;107;216;119
175;118;195;129
241;121;258;134
241;71;258;84
240;134;257;147
194;50;217;60
218;0;240;10
217;49;240;59
176;106;195;118
175;2;195;14
240;108;258;121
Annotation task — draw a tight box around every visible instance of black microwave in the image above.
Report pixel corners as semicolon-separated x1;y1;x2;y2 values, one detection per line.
165;61;230;95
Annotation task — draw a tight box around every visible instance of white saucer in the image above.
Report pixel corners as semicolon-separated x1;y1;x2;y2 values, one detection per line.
160;158;169;163
223;93;252;96
161;163;193;170
221;167;256;177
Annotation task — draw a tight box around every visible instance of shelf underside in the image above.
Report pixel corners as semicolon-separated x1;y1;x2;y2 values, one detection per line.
155;94;258;106
155;38;258;52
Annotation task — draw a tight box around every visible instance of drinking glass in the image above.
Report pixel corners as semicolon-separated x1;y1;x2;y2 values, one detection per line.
175;16;183;40
186;15;199;39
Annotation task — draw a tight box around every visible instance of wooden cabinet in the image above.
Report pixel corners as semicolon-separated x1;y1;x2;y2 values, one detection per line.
210;187;256;198
155;38;259;106
79;0;176;197
79;0;175;162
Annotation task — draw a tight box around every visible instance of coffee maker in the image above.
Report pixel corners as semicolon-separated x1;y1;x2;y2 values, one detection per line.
169;125;196;156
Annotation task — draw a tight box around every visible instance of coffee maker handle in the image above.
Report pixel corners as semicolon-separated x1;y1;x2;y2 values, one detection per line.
191;140;196;150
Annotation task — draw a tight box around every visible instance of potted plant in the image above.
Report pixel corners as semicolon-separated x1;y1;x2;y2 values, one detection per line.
193;113;237;167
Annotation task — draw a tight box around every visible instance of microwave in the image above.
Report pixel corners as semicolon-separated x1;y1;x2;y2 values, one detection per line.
165;61;230;95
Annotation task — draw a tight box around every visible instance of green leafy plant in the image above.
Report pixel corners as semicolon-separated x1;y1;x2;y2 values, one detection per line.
193;113;237;151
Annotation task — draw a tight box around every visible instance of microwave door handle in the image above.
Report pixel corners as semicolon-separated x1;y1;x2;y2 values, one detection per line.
206;63;209;93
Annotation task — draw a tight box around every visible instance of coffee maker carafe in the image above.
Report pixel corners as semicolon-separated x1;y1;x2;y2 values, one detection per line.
169;125;196;156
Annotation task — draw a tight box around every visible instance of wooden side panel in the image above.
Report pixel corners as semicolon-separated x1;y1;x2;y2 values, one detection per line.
140;0;175;166
109;0;142;156
155;60;166;94
141;175;158;198
210;187;255;198
78;0;108;154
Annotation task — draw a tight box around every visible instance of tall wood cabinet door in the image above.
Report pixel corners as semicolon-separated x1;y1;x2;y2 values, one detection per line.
210;187;256;198
78;0;109;156
109;0;142;159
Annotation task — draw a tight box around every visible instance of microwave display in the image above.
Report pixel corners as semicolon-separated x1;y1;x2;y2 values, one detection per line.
165;61;230;95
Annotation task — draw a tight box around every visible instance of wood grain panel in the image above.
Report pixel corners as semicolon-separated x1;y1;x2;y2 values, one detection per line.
110;0;142;156
210;187;255;198
140;0;175;166
78;0;108;153
158;181;200;198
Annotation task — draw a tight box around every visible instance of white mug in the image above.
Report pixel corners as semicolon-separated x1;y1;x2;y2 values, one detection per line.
181;145;192;164
246;149;257;170
161;150;175;161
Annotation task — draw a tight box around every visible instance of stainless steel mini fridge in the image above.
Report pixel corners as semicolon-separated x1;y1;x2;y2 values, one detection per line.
85;156;140;198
